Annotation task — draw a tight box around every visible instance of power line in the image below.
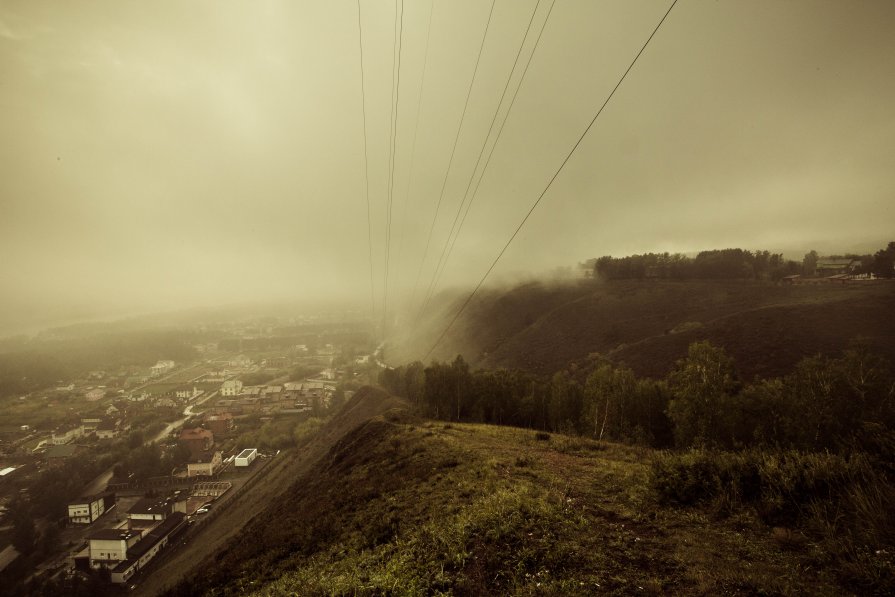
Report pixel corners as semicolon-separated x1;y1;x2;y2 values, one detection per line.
407;0;498;316
356;0;376;324
424;0;679;360
383;0;405;330
393;0;436;313
427;0;557;315
416;0;551;322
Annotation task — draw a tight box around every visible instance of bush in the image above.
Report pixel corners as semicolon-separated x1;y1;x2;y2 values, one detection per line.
650;449;895;591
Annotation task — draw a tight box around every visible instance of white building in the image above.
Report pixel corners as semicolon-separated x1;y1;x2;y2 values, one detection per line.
87;513;186;584
88;529;142;568
220;379;243;397
150;360;176;377
235;448;257;467
175;386;202;399
187;450;223;477
51;425;83;445
68;494;111;524
128;496;174;526
85;388;106;401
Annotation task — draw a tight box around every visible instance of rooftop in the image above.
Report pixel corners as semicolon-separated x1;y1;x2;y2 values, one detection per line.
179;427;213;440
109;513;187;573
129;496;173;516
237;448;256;458
90;528;138;541
190;450;221;464
124;512;186;561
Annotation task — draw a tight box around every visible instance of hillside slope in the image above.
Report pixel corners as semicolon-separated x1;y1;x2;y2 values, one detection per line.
135;387;405;596
165;402;851;596
394;279;895;379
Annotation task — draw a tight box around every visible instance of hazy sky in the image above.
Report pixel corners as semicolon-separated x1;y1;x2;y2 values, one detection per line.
2;0;894;333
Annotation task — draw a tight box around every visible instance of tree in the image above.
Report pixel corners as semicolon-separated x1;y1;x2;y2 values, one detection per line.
450;355;472;421
548;371;582;433
803;250;818;277
870;241;895;278
10;496;38;555
127;429;144;449
667;341;739;447
583;364;634;440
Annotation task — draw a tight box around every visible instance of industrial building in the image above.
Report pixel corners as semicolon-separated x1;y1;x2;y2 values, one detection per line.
84;513;187;584
235;448;257;467
67;493;114;524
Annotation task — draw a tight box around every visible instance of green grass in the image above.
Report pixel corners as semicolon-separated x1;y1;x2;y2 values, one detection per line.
167;410;867;596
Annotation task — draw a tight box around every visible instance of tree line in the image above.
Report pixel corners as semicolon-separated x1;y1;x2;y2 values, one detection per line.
593;249;801;281
592;241;895;281
380;340;894;455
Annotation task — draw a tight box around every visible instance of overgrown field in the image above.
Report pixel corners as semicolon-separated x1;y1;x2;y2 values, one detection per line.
166;409;883;596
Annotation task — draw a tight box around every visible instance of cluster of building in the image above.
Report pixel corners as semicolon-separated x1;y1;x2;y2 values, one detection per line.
783;258;881;285
78;494;188;584
214;381;331;415
49;410;127;447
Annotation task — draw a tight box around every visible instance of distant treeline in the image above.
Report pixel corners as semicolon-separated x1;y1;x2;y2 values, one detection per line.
593;249;801;281
592;241;895;280
381;341;894;455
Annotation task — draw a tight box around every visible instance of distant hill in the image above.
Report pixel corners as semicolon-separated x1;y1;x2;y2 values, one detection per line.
392;279;895;379
165;392;854;595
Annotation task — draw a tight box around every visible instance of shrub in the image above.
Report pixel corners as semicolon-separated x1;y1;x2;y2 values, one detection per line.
649;449;895;591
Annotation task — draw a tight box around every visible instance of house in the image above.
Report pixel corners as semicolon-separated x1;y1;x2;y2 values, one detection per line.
229;354;252;368
238;386;263;398
220;379;243;397
175;386;202;399
187;450;223;477
96;418;120;439
782;274;801;285
52;425;83;445
179;427;214;458
204;413;234;436
85;388;106;401
81;416;103;432
815;258;860;277
128;496;175;527
261;385;282;402
68;493;114;524
150;360;176;377
263;356;288;368
283;382;304;391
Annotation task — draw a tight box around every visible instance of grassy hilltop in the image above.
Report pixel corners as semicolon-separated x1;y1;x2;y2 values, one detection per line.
165;388;882;596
